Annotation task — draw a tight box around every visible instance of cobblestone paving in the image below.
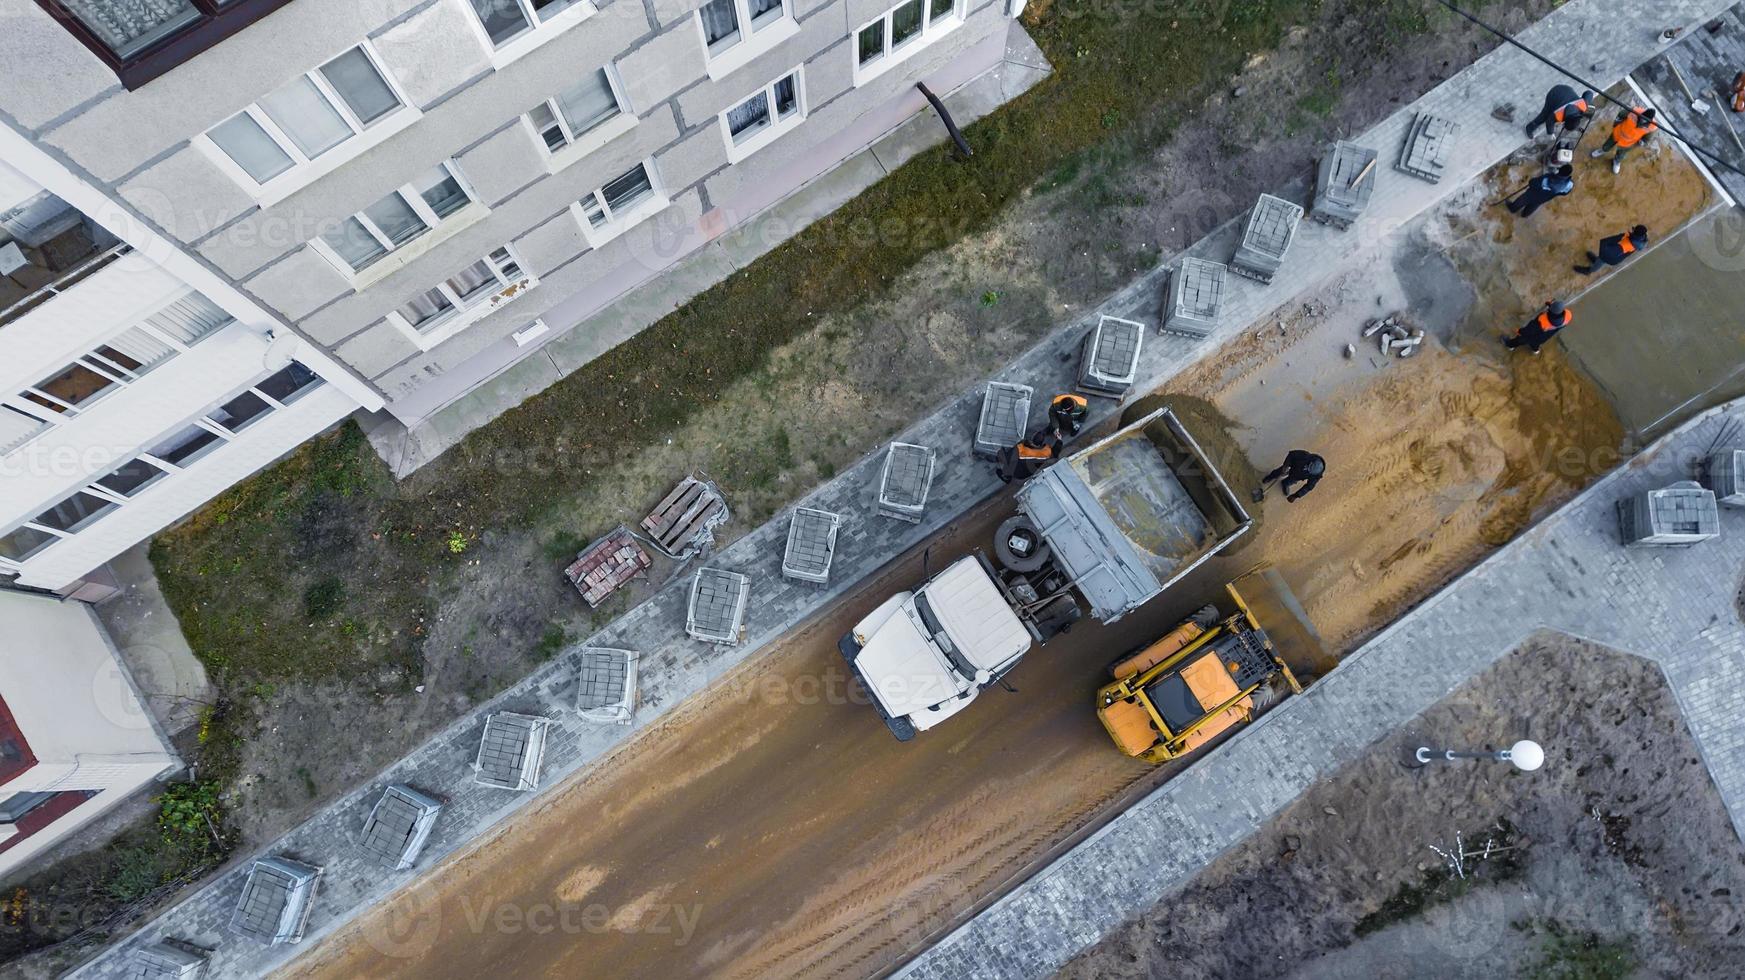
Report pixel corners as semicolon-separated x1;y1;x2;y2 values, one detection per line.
71;1;1737;975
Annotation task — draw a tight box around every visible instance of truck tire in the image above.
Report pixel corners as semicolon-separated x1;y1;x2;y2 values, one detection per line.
993;515;1051;573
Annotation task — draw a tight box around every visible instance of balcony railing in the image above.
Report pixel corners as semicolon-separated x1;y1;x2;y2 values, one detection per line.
0;243;133;330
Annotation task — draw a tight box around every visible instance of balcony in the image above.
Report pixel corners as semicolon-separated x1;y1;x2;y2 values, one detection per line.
0;194;130;331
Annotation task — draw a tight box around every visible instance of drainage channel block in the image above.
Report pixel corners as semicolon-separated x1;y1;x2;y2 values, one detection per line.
1162;258;1227;339
1230;194;1303;284
687;567;750;643
1311;140;1379;228
1396;113;1457;183
974;382;1034;458
783;508;843;584
878;443;937;522
575;647;638;724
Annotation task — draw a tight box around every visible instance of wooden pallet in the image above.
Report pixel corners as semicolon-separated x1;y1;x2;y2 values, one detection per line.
641;478;727;556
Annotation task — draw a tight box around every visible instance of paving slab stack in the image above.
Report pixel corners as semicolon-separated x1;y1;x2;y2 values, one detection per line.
1229;194;1304;283
1311;140;1380;228
1161;258;1228;339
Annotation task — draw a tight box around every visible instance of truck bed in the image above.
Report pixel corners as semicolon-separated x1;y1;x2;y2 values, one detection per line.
1016;408;1250;622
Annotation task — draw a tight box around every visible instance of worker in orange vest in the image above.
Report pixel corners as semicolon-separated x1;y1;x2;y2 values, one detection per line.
1048;393;1088;438
1502;301;1572;355
1574;225;1649;275
1525;84;1596;138
1590;107;1658;174
996;426;1063;483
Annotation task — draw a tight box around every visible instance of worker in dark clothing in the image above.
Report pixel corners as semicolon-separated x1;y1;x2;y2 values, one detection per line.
995;426;1062;484
1590;106;1658;174
1502;300;1572;355
1048;393;1089;438
1574;225;1649;275
1505;164;1575;218
1525;84;1597;138
1253;450;1325;503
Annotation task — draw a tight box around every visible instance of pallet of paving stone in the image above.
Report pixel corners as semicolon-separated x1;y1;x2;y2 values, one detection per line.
1077;314;1145;396
783;507;843;584
1310;140;1379;229
641;476;728;558
1396;112;1457;183
1229;194;1303;285
564;526;652;607
1161;257;1227;339
973;382;1034;458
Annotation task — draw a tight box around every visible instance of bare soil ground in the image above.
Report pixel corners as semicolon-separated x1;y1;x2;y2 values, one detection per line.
1156;132;1712;651
225;0;1560;846
1056;633;1745;979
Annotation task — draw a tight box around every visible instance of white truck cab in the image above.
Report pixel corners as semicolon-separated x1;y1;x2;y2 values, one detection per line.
838;555;1034;740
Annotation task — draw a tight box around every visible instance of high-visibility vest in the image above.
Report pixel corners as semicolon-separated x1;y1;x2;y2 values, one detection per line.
1537;309;1572;332
1613;111;1658;147
1617;235;1637;256
1016;441;1054;460
1554;99;1588;123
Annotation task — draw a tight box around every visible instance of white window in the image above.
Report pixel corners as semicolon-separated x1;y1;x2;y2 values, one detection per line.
312;162;478;275
0;363;324;566
720;68;805;162
384;246;535;349
570;162;667;247
697;0;798;79
527;68;629;158
203;44;412;202
854;0;961;83
0;293;232;455
465;0;594;60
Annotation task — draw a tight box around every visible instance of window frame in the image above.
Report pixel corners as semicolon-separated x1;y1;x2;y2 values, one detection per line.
523;65;634;169
852;0;963;85
34;0;299;91
569;161;668;249
461;0;597;66
696;0;798;80
197;41;416;205
719;67;806;163
383;245;538;350
308;160;481;278
0;289;230;457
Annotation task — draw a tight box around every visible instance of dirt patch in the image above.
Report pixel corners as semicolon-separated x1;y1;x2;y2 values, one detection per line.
1056;633;1745;978
1159;128;1720;652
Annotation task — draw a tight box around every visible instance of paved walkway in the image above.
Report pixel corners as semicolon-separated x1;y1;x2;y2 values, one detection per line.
896;396;1745;980
71;0;1736;975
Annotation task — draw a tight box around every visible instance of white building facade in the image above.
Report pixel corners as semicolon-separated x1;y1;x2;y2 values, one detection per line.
0;0;1038;591
0;590;179;878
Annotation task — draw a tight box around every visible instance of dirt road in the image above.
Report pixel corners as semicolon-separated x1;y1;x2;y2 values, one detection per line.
285;494;1234;980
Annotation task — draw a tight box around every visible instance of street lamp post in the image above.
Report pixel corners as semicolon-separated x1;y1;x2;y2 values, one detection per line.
1410;738;1544;771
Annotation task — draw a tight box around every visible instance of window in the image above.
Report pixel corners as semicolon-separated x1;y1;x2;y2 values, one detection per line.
527;69;626;153
204;44;407;197
255;363;321;405
384;246;533;345
854;0;960;81
721;69;804;160
697;0;794;77
148;424;222;468
2;293;233;454
572;163;664;243
96;457;170;498
313;162;477;275
38;0;298;90
466;0;590;49
0;524;58;563
33;491;118;534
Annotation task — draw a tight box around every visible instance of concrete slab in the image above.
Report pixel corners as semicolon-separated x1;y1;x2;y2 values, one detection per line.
1563;208;1745;439
92;543;211;738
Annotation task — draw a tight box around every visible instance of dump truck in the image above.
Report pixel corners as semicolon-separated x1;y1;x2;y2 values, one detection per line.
839;407;1252;740
1096;581;1302;763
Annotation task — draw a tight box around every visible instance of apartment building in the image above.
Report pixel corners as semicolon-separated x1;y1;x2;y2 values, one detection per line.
0;0;1039;590
0;589;179;878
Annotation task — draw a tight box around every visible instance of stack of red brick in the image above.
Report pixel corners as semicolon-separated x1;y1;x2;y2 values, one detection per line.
564;527;652;607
